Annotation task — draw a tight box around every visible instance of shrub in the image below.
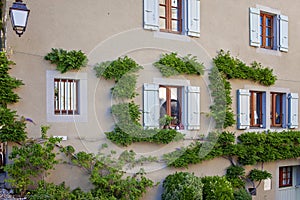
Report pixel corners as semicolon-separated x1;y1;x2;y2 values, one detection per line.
45;48;87;73
226;166;245;189
201;176;234;200
162;172;203;200
154;53;204;77
94;56;142;82
233;188;252;200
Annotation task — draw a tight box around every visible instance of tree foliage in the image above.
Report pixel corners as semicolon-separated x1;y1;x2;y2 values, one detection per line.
162;172;203;200
4;126;61;197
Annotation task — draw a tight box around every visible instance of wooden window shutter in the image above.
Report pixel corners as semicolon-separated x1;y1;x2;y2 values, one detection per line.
187;0;200;37
288;93;298;129
186;86;200;130
143;0;159;30
249;7;260;47
143;83;160;128
279;15;288;52
237;89;250;129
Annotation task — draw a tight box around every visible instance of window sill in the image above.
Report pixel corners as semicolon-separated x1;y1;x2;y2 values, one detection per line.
153;31;191;42
256;48;282;56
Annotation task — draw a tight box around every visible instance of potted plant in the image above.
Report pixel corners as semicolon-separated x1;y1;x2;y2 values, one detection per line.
159;115;173;129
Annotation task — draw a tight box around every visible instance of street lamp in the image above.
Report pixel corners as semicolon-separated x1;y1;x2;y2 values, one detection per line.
9;0;30;37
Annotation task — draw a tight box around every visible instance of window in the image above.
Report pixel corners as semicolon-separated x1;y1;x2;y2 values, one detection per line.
54;79;79;115
143;83;200;130
260;13;273;49
250;91;264;127
237;89;298;130
249;7;288;52
279;166;293;188
159;86;182;127
46;70;87;122
159;0;182;33
0;143;6;171
270;92;284;127
144;0;200;37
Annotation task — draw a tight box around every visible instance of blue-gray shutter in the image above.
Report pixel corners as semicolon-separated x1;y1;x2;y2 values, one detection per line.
279;15;288;52
262;92;267;128
288;93;298;129
282;94;287;128
187;0;200;37
143;0;159;31
249;7;260;47
186;86;200;130
143;83;160;128
237;89;250;129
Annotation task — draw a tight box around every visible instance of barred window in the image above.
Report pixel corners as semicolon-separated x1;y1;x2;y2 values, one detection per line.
54;79;79;115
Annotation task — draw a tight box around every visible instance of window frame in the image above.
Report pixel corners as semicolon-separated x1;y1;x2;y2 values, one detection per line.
250;91;264;127
279;166;293;188
271;92;284;127
54;78;79;115
159;0;182;34
159;85;182;127
46;70;87;123
260;12;274;49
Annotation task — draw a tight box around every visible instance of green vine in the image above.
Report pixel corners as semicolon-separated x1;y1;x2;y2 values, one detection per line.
60;146;154;200
154;52;204;77
4;126;61;197
94;56;184;145
165;130;300;169
209;50;277;128
94;56;142;82
45;48;87;73
0;52;26;142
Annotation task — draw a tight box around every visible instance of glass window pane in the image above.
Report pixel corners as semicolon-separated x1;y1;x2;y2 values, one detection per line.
266;18;272;26
159;6;166;17
171;0;178;7
172;8;178;19
172;20;179;32
266;28;271;36
159;18;166;29
159;0;165;4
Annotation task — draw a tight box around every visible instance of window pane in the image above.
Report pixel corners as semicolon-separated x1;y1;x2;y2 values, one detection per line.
266;38;271;47
159;87;167;117
255;93;261;124
159;6;166;17
266;17;272;26
54;79;78;115
159;0;165;4
266;28;271;36
172;8;178;19
159;18;166;29
171;0;178;7
172;20;179;32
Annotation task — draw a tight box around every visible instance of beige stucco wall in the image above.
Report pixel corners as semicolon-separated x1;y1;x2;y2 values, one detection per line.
5;0;300;199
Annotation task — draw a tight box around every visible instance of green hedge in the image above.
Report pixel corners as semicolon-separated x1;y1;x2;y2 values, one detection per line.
162;172;203;200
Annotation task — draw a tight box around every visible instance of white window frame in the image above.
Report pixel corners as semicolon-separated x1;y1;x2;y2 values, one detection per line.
46;70;88;122
249;5;288;52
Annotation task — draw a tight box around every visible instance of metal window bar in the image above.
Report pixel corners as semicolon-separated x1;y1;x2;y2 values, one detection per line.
54;79;78;115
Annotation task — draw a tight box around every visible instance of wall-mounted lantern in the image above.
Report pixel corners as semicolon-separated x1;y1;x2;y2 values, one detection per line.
9;0;30;37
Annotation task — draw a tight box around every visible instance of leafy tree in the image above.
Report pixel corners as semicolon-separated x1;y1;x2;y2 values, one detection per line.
4;126;61;197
